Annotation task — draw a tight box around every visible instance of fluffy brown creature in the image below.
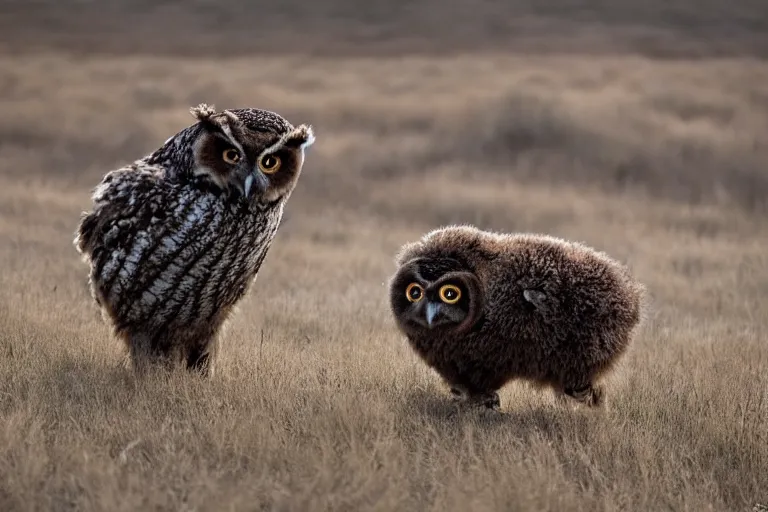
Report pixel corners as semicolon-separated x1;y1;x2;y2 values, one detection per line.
389;225;646;409
74;104;315;376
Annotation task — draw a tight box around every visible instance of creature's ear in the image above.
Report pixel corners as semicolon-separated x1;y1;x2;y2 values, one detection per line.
190;103;245;150
279;124;316;150
190;103;218;121
190;104;244;132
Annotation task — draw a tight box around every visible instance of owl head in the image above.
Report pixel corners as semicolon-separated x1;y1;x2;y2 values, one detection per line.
148;103;315;205
389;256;485;337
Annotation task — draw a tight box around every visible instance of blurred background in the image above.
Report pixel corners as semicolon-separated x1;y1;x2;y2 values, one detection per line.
3;0;768;207
2;0;767;313
3;0;768;57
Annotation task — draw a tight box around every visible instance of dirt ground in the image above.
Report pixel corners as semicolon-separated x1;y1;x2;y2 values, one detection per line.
1;2;766;511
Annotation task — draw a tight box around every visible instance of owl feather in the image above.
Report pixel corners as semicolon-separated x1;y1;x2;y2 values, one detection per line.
75;104;315;376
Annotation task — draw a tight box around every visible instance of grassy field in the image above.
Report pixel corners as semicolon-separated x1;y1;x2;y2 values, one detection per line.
1;2;767;511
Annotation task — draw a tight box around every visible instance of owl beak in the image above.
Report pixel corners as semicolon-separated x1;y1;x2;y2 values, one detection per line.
243;172;268;199
426;302;442;327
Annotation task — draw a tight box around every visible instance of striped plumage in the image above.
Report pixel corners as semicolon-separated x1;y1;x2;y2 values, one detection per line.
75;104;315;375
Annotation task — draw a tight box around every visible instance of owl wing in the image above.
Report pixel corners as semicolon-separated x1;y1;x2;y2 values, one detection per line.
74;163;163;260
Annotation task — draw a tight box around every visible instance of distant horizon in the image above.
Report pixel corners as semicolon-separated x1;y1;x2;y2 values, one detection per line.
2;0;767;58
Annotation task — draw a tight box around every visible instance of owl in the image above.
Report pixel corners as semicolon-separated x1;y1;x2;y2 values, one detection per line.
389;225;646;410
74;104;315;376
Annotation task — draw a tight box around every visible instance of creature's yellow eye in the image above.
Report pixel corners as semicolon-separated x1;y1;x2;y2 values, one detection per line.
222;149;241;164
439;284;461;304
405;283;424;303
259;154;282;174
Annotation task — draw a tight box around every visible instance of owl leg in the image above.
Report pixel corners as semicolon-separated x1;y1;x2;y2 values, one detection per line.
185;334;219;378
128;332;175;375
186;349;215;378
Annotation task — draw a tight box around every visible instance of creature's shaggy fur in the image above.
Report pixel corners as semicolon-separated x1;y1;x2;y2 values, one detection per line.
389;225;647;409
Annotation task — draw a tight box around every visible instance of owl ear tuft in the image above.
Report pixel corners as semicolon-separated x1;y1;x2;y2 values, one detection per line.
190;103;218;121
191;105;244;138
282;124;315;149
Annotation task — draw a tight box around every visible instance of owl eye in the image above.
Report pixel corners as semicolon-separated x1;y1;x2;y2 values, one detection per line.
259;154;282;174
405;283;424;303
439;284;462;304
222;149;241;164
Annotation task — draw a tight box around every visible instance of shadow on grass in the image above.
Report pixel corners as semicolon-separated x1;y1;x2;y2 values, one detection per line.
396;387;591;442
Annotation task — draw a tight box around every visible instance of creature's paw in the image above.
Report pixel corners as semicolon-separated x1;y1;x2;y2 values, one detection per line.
564;383;604;407
481;391;501;410
467;391;500;411
449;387;501;411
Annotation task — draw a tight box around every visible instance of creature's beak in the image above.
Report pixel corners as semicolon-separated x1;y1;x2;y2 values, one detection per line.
243;172;268;199
426;302;441;327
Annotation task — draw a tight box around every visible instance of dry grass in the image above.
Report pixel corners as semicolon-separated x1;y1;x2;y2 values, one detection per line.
1;2;768;511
